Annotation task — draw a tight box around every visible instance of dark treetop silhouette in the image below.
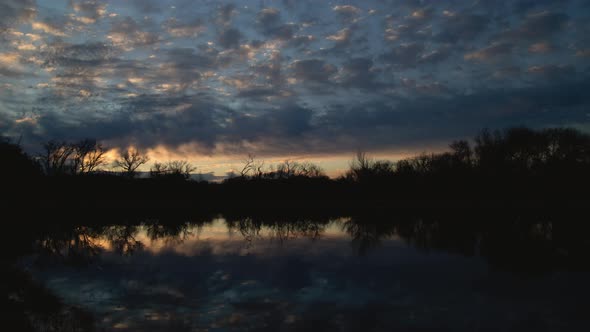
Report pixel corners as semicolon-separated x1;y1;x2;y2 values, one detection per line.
2;126;589;211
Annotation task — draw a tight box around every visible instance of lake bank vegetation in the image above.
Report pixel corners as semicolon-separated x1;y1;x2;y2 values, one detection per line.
2;126;589;210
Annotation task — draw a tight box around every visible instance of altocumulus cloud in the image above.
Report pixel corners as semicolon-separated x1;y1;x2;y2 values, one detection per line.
0;0;589;160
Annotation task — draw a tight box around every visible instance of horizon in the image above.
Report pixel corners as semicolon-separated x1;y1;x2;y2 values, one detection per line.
1;0;590;176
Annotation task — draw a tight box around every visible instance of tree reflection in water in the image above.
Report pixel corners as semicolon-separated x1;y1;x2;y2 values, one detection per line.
24;208;590;274
8;208;590;331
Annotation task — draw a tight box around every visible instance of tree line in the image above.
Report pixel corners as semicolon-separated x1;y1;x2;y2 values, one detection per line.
33;139;195;180
2;126;590;208
341;126;590;183
5;126;589;182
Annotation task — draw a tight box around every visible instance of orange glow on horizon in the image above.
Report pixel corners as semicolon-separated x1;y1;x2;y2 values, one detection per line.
102;141;449;178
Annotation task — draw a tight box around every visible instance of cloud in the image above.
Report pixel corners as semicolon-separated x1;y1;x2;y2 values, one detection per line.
1;0;589;163
0;52;26;77
291;59;337;83
108;16;160;49
410;8;435;21
34;93;231;152
257;8;281;28
492;66;522;79
42;41;116;68
255;8;295;41
229;104;314;141
526;64;576;80
400;79;451;96
382;5;437;44
287;34;315;49
218;28;242;49
528;42;554;53
499;11;569;42
33;41;120;100
435;14;489;43
512;0;570;16
312;77;590;153
464;42;514;62
267;24;295;41
381;43;425;67
154;49;206;88
418;46;452;64
163;18;205;38
124;0;162;14
216;3;236;27
165;47;218;71
69;0;107;23
333;5;361;23
339;58;383;90
236;87;282;100
7;74;590;159
252;58;283;86
0;0;36;32
32;21;68;37
320;22;370;55
327;28;352;44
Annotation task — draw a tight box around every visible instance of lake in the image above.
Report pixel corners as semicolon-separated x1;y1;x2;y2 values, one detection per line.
16;211;590;331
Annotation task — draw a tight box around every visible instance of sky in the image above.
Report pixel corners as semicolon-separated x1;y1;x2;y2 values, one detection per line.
1;0;589;177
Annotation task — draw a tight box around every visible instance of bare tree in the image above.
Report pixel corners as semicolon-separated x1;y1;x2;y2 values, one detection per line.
449;140;472;166
149;162;168;177
345;151;373;181
72;139;107;174
150;160;196;180
297;161;325;178
239;154;265;178
41;140;75;175
253;159;265;178
113;148;149;177
345;151;394;181
165;160;196;180
270;160;325;179
240;154;255;177
84;144;107;173
352;151;372;171
273;159;305;178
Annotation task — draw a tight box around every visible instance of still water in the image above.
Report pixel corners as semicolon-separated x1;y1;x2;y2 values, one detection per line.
20;215;590;331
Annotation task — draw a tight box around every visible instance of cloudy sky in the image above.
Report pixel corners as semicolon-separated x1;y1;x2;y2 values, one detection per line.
1;0;589;176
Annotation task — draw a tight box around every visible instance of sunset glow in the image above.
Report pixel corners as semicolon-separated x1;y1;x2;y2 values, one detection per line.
1;0;589;176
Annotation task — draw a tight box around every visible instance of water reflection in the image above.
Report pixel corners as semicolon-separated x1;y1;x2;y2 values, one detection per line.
33;218;364;260
17;211;590;331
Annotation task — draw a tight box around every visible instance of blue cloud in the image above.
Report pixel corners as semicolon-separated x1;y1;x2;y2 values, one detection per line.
0;0;588;158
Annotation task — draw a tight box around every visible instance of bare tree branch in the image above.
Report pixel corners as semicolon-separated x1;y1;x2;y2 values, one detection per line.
113;148;149;177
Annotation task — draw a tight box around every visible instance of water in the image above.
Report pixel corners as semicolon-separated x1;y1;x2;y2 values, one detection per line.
17;214;590;331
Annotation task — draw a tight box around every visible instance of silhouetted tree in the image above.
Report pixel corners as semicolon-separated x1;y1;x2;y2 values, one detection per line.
449;140;473;166
0;136;42;180
71;139;107;174
40;140;75;175
239;154;255;177
297;161;325;178
149;162;167;177
345;151;394;182
472;127;590;175
253;160;266;178
149;160;196;180
234;154;267;179
113;147;149;177
267;160;326;179
348;151;372;178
